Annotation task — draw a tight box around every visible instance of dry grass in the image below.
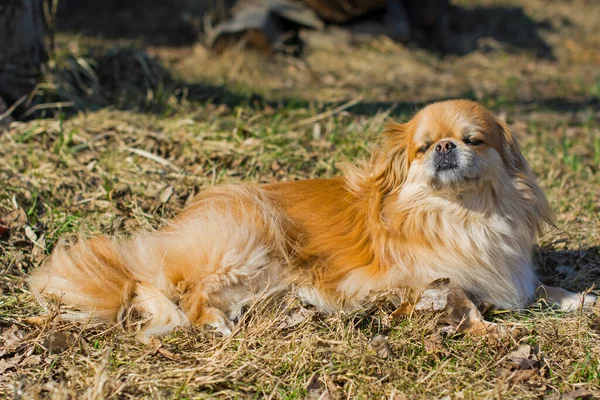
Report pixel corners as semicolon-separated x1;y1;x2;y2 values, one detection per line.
2;0;600;398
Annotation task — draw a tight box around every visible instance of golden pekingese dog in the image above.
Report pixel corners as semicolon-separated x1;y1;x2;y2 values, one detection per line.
29;100;597;342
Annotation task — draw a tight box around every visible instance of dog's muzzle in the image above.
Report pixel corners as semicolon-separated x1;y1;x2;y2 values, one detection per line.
434;140;459;172
436;156;458;172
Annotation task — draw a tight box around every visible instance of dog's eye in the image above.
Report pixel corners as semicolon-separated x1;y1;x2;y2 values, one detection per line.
417;144;431;154
463;137;484;146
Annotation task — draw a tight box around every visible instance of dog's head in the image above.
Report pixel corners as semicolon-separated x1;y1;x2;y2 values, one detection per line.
372;100;551;229
382;100;529;189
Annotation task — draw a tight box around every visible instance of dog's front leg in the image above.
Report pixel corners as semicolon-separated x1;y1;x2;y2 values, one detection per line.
535;284;598;312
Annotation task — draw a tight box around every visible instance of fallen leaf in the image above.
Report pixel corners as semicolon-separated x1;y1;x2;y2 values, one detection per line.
506;344;539;369
423;334;445;354
440;325;457;334
0;355;23;374
370;335;394;359
43;331;76;354
306;373;329;400
414;279;451;311
111;183;131;200
1;208;26;229
20;354;43;367
544;389;595;400
158;185;174;204
281;307;313;329
501;368;538;384
1;325;23;355
391;301;414;318
21;315;54;327
24;225;38;243
31;233;46;261
560;388;593;400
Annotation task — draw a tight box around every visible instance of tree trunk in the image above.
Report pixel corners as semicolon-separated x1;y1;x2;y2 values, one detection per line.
0;0;47;106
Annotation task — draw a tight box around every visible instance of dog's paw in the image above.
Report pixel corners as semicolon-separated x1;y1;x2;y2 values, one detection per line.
556;291;597;312
201;306;236;336
535;285;598;313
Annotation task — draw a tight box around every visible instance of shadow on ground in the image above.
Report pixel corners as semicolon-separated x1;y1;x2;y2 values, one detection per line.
439;5;553;58
36;43;598;122
55;0;222;47
29;0;575;119
535;246;600;292
55;0;553;58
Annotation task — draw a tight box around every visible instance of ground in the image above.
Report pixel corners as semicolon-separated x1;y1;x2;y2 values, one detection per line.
1;0;600;398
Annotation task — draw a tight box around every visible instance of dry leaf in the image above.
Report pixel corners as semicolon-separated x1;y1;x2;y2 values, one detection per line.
32;233;47;261
1;208;27;229
43;331;76;354
560;389;593;400
24;225;38;243
1;325;23;355
395;278;506;338
0;355;23;374
507;344;539;369
306;373;328;400
423;334;445;354
305;373;338;400
544;389;595;400
20;354;43;367
281;307;313;329
391;301;414;318
370;335;394;359
500;368;538;384
158;184;174;204
21;315;54;326
414;279;451;311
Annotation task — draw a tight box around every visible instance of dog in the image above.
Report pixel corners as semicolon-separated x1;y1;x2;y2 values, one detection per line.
29;100;598;342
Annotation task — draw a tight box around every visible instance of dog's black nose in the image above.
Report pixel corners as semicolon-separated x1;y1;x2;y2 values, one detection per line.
435;140;457;155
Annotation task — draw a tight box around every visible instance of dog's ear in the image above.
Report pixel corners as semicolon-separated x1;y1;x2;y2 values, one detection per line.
494;117;554;231
374;121;410;194
494;117;529;174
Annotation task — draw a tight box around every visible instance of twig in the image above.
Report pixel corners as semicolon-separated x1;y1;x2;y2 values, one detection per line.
0;95;27;122
22;101;75;118
121;146;180;171
288;96;363;129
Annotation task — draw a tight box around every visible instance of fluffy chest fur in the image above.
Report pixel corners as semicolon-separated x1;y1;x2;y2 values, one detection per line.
385;183;538;309
273;175;539;311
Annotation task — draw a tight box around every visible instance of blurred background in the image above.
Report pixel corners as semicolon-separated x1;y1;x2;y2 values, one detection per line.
0;0;597;119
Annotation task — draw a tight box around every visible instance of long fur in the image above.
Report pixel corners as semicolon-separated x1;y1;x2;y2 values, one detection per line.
30;100;588;342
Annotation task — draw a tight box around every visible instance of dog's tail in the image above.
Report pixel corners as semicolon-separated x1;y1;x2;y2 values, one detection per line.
28;235;188;342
